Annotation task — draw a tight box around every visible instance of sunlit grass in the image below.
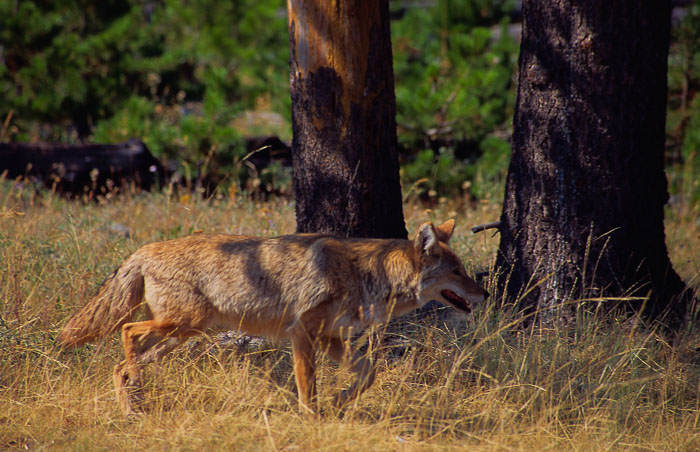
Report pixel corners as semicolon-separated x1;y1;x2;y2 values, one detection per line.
1;179;697;451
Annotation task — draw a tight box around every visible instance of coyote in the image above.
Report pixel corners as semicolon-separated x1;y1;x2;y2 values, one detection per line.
58;219;488;415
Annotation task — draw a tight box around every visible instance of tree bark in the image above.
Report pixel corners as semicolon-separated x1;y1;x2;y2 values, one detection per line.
496;0;691;326
287;0;407;238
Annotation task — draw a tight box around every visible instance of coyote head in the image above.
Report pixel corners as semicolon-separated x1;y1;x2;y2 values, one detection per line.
415;220;489;314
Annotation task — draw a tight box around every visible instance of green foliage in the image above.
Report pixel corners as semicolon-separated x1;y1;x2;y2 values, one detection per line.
667;3;700;207
2;0;697;199
1;0;517;196
94;94;248;188
402;148;468;199
0;1;136;139
402;135;510;200
1;0;289;187
392;0;518;197
472;135;510;199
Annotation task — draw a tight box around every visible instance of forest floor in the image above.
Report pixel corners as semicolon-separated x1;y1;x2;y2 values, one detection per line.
1;180;698;451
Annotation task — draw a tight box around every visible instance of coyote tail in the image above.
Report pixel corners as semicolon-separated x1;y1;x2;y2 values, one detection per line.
57;257;145;348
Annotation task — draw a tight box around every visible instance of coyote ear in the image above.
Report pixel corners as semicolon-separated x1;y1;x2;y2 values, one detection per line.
415;222;440;256
434;219;455;243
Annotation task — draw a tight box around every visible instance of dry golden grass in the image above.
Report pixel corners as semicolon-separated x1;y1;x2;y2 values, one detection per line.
1;180;698;451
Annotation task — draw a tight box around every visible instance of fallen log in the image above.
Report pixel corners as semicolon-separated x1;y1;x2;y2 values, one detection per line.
0;139;164;195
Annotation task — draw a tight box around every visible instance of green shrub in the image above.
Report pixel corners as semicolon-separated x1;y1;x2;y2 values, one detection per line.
2;0;696;199
667;2;700;207
392;0;518;198
0;0;289;145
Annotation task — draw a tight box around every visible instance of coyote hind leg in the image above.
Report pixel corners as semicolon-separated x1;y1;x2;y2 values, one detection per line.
114;320;197;416
290;331;317;415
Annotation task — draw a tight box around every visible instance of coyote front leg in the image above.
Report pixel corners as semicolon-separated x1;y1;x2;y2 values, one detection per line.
323;337;376;409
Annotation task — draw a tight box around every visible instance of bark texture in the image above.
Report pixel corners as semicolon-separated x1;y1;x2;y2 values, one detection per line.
496;0;691;325
287;0;407;238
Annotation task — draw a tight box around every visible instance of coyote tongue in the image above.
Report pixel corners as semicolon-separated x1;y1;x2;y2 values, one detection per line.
441;290;471;313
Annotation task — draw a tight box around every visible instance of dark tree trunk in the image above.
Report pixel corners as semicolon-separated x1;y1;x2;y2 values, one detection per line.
496;0;691;326
287;0;407;239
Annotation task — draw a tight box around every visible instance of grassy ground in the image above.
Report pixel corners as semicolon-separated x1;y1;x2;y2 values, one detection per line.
0;180;698;451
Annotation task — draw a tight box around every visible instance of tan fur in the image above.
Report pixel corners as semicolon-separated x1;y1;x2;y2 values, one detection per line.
58;220;488;415
57;263;145;347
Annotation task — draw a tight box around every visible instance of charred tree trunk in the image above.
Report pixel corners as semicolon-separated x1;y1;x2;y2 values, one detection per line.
496;0;691;326
287;0;407;238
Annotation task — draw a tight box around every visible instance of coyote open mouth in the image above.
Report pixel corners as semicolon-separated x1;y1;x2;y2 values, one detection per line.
441;289;471;313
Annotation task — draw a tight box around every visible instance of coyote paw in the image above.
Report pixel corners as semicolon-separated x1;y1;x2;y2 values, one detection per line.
113;362;145;416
